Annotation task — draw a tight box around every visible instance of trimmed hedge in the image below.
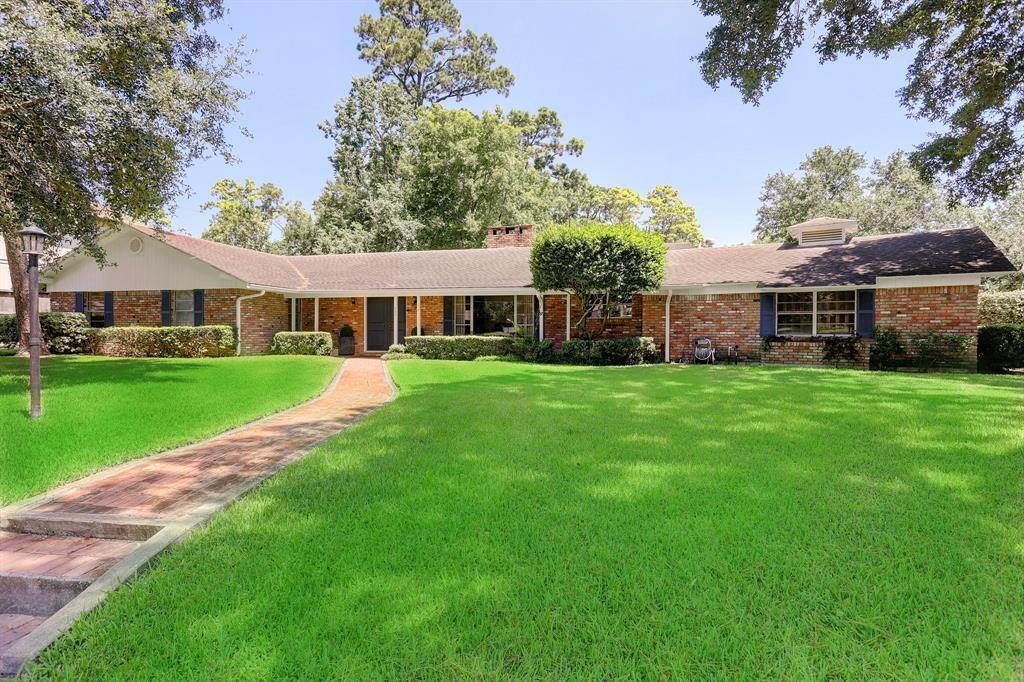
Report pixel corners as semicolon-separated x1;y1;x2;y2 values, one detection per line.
561;337;657;366
404;335;514;360
0;314;15;345
977;324;1024;373
271;331;333;356
0;312;91;353
91;326;235;358
979;290;1024;325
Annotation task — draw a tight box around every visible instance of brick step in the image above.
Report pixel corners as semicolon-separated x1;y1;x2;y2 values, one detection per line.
0;613;47;662
2;512;164;541
0;573;92;618
0;531;139;580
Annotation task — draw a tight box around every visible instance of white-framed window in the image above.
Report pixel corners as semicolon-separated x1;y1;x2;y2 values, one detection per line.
590;295;633;319
776;290;857;336
173;290;195;326
84;292;107;328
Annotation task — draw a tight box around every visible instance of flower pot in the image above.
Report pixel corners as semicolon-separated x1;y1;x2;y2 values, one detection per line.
338;336;355;356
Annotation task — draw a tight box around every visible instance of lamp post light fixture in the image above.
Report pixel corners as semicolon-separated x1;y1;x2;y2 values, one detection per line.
19;224;49;419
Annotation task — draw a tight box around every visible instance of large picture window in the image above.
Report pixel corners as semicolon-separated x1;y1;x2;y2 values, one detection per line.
776;292;813;335
776;290;857;336
173;290;195;326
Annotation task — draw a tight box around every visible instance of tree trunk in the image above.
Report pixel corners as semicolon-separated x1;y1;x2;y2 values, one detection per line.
4;232;30;352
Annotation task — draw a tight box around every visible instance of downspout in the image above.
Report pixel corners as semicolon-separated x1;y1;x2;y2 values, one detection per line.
236;289;266;356
535;293;544;340
664;291;673;363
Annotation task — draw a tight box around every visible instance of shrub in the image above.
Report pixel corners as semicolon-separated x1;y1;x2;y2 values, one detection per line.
272;331;333;356
869;328;905;370
338;324;354;338
977;324;1024;373
91;326;235;358
907;329;973;371
381;351;420;361
387;343;406;353
0;314;16;345
404;335;514;360
978;290;1024;325
0;312;92;353
820;336;862;368
508;336;559;363
560;337;657;366
40;312;92;354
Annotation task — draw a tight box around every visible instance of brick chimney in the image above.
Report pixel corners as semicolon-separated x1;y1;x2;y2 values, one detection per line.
484;224;535;248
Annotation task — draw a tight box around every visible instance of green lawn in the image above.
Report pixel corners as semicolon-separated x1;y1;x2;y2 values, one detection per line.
26;361;1024;679
0;355;340;505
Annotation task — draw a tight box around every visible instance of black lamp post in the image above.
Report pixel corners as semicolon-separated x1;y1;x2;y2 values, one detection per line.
19;225;49;419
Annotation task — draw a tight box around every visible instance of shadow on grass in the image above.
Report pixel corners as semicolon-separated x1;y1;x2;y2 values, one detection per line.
30;362;1024;678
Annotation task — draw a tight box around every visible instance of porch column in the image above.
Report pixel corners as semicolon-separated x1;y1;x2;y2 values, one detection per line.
416;295;422;335
565;293;571;340
314;297;319;331
664;291;673;363
535;294;544;339
393;295;399;346
290;298;296;332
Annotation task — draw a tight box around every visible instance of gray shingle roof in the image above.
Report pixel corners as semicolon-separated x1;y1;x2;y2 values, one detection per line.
127;224;1016;292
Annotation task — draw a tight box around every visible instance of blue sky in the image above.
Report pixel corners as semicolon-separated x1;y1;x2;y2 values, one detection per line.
174;0;933;246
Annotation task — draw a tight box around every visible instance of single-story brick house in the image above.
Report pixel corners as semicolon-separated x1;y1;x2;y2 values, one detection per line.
43;217;1017;366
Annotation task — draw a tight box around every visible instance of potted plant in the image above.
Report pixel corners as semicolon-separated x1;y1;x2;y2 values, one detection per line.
338;324;355;356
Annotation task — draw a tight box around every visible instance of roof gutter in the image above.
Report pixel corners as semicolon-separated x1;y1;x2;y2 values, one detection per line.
235;289;266;356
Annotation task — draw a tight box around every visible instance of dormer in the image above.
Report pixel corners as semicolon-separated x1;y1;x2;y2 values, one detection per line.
786;217;859;247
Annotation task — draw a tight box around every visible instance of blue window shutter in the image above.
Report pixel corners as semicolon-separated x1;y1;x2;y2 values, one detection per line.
443;297;454;335
74;292;85;313
759;293;776;337
103;292;114;327
161;290;172;326
857;289;875;337
193;289;205;326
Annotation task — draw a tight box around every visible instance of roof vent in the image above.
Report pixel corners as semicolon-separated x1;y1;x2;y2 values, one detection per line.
786;217;859;247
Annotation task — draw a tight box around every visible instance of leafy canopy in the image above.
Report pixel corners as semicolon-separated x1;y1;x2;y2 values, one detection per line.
530;225;666;337
645;185;705;246
355;0;514;107
201;180;285;252
755;146;973;242
1;0;247;346
695;0;1024;203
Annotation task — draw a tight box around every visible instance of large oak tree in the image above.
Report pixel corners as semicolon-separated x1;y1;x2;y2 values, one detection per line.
1;0;248;348
695;0;1024;203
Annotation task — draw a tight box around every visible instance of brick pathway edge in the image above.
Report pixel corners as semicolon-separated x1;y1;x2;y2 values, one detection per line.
0;358;395;676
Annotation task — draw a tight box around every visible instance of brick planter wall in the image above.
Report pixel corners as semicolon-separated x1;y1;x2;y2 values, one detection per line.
760;339;870;369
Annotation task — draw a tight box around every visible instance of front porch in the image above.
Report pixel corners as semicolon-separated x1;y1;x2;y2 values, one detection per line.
289;293;544;354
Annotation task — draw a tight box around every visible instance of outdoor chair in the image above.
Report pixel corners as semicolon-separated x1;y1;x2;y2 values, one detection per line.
694;337;716;364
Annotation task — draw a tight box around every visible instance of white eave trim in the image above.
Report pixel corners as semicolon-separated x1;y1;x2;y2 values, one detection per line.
278;287;540;298
874;273;985;288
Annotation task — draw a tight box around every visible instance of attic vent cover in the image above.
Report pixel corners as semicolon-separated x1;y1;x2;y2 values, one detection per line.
128;236;144;254
799;227;845;246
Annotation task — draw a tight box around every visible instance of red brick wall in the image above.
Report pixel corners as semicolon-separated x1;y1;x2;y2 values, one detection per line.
666;293;762;362
542;294;644;343
50;292;74;312
205;289;289;355
876;285;978;367
876;286;978;334
113;291;162;326
299;296;365;355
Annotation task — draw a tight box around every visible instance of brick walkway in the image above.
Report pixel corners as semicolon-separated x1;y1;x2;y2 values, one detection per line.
0;358;393;675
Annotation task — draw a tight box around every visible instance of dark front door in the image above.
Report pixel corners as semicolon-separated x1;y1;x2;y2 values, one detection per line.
366;297;394;351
